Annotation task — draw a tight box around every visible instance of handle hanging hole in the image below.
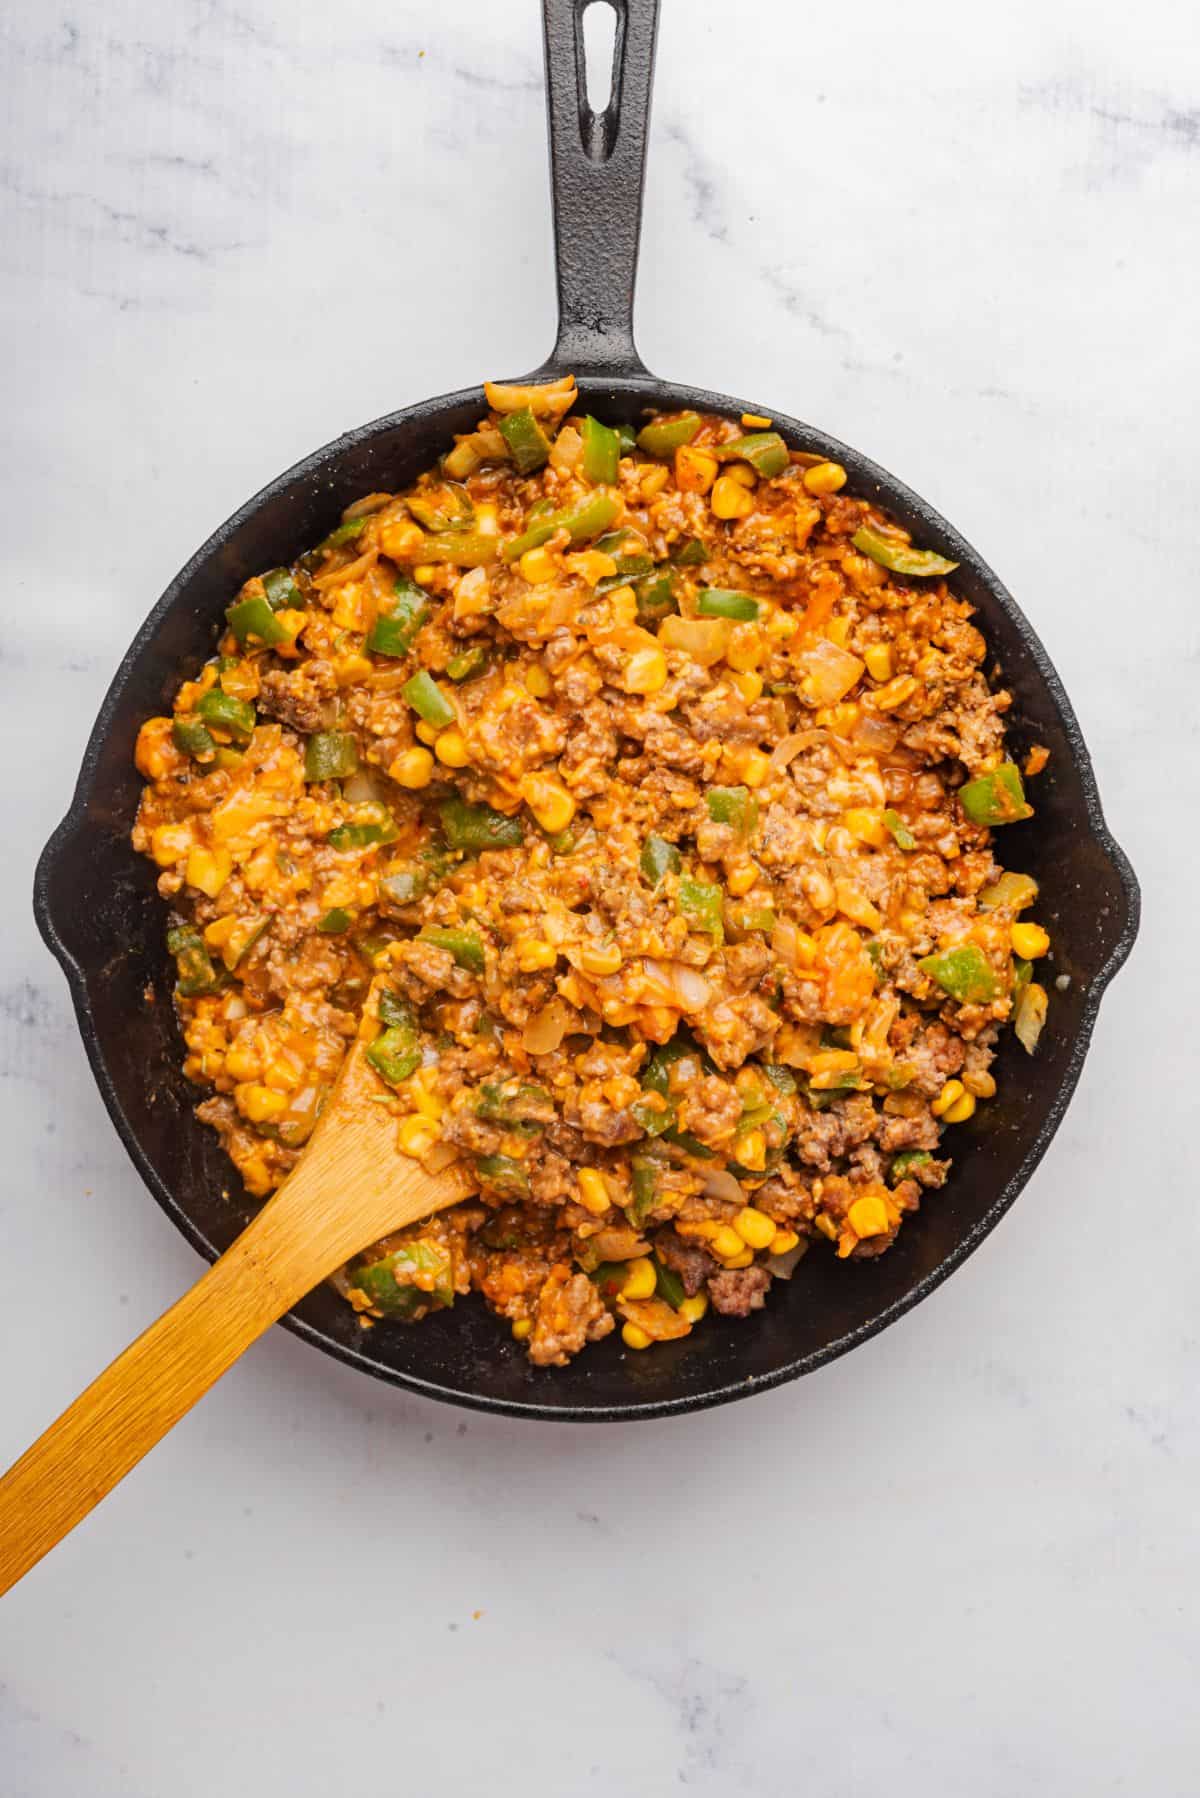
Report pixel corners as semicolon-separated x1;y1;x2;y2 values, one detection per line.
581;0;617;112
578;0;621;161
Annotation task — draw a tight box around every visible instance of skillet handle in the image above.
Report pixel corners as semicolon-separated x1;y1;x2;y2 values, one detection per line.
536;0;659;378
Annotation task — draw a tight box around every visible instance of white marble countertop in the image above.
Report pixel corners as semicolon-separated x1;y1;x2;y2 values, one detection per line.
2;1;1194;1791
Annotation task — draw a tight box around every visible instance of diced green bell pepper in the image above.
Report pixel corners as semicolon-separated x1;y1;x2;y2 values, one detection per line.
504;491;621;562
474;1154;530;1198
891;1149;932;1180
419;925;485;973
402;670;456;728
365;1026;422;1086
721;432;789;477
678;874;724;940
629;1155;661;1225
581;415;620;485
919;942;998;1003
445;644;491;682
653;1258;686;1309
852;525;958;578
317;906;353;934
304;731;359;782
639;833;681;887
351;1239;454;1317
172;716;216;760
634;571;677;622
672;536;708;566
763;1064;797;1095
696;588;760;621
166;926;225;996
366;577;431;657
226;594;290;648
407;483;474;532
196;688;256;742
706;785;758;832
414;530;498;567
636;413;701;457
883;808;917;850
321;516;368;550
328;813;398;852
439;796;523;854
377;988;415;1032
958;762;1033;827
499;407;552;475
978;870;1039;911
261;567;302;610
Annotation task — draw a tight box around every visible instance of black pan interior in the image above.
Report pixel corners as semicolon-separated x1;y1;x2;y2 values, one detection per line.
35;374;1139;1419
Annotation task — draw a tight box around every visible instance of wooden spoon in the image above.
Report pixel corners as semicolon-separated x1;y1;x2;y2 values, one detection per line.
0;996;473;1595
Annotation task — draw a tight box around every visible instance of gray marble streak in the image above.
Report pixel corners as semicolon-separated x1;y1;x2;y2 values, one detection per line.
1;0;1197;1794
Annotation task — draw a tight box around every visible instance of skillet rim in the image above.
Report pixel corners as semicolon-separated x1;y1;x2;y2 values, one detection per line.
33;374;1141;1421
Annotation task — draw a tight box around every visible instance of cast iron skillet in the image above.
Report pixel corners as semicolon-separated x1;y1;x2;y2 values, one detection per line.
34;0;1138;1420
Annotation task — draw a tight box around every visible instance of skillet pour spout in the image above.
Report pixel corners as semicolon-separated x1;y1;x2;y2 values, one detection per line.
34;0;1138;1420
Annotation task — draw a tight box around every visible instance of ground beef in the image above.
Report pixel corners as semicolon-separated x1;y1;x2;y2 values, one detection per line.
528;1269;616;1367
677;1075;742;1147
257;659;339;733
653;1230;717;1296
708;1265;772;1317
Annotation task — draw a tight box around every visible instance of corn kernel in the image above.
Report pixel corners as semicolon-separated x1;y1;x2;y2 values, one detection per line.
711;473;754;520
725;462;757;488
728;670;763;703
389;746;435;788
741;413;772;429
722;1248;755;1269
842;807;888;849
224;1045;260;1082
741;750;771;789
932;1078;966;1118
577;941;623;977
622;1258;658;1301
512;1318;533;1341
815;1212;839;1242
515;937;558;973
415;720;441;746
678;1294;709;1324
640;465;670;499
435;728;470;768
766;609;799;639
725;625;763;672
873;674;919;712
524;664;552;698
237;1083;288;1124
770;1229;800;1256
622;646;668;694
474;503;499;536
943;1091;977;1125
863;643;894;683
185;846;233;898
413;563;436;585
397;1115;438;1158
710;1225;746;1261
847;1194;890;1238
519;546;556;584
803;460;848;495
963;1070;996;1099
1011;922;1050;959
733;1130;767;1173
726;862;759;896
825;616;852;649
521;772;576;835
577;1169;611;1215
675;445;719;494
733;1206;776;1250
622;1322;652;1350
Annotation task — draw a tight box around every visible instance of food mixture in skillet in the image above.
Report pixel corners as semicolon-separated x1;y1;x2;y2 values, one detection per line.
133;375;1052;1365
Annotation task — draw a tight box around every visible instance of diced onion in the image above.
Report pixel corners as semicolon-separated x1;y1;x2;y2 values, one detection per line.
522;999;569;1056
658;615;732;666
701;1166;747;1205
641;959;712;1012
766;1241;809;1280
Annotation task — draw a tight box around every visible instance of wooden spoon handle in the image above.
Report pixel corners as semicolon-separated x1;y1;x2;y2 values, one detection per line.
0;1203;310;1597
